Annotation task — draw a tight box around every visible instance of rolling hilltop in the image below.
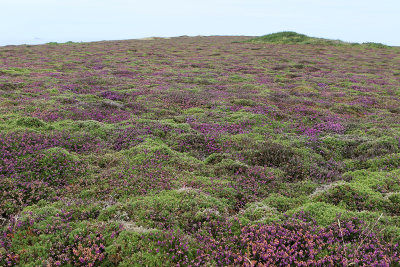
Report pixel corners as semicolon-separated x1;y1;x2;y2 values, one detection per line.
1;33;400;266
245;31;391;47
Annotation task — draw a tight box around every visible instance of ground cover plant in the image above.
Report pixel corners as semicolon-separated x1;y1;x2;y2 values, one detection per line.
1;32;400;266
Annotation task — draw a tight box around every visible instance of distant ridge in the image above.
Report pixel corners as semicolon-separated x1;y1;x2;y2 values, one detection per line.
245;31;390;47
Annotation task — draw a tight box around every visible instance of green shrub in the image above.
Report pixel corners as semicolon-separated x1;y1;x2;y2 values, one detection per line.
262;194;307;212
52;119;115;140
344;169;400;193
124;189;229;230
11;147;82;187
204;153;226;165
332;103;364;115
363;153;400;171
387;193;400;215
312;182;387;212
183;107;205;115
240;202;280;223
355;136;399;158
321;135;367;160
213;158;248;175
91;152;124;169
0;67;31;76
106;229;201;266
105;231;158;266
231;98;257;106
121;138;174;163
273;180;319;197
121;138;202;171
247;141;307;181
248;141;295;166
170;133;213;160
16;117;46;128
286;202;353;226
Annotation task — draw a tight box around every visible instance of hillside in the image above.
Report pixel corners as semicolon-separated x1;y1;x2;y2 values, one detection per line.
246;31;391;48
1;35;400;266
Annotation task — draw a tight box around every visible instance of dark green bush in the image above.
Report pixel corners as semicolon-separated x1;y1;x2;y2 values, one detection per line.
16;117;46;128
213;158;248;176
355;136;399;158
387;193;400;215
247;141;307;181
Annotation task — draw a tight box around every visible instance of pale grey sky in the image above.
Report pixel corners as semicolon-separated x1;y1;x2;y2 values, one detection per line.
1;0;399;46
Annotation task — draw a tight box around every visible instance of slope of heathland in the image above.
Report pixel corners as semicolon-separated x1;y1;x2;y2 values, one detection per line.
246;31;391;48
1;35;400;266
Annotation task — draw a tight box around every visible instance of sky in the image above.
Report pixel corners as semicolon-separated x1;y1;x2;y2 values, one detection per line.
1;0;399;46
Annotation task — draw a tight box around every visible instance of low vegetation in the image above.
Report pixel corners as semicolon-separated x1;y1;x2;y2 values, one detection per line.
246;31;391;48
0;34;399;265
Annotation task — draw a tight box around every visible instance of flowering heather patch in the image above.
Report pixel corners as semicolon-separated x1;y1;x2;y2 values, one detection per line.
199;215;400;266
1;35;400;265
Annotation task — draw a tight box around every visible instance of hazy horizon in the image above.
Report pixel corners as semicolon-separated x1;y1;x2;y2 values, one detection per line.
1;0;400;46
